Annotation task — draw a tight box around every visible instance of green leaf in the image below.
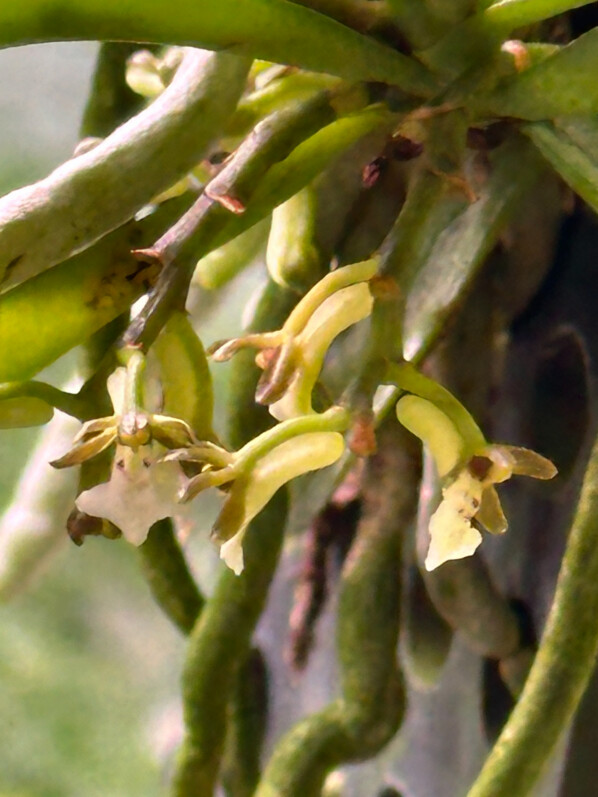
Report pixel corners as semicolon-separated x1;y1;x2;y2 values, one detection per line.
0;0;436;94
479;29;598;119
524;118;598;214
0;197;192;383
187;105;396;264
403;137;545;362
227;107;395;240
420;0;595;77
483;0;595;28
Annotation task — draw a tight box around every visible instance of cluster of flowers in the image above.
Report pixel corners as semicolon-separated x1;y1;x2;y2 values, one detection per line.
52;260;556;574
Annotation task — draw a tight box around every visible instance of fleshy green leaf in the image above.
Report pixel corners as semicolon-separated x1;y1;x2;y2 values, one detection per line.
403;136;545;362
479;29;598;119
524;117;598;214
0;0;436;94
0;197;192;383
420;0;595;77
199;105;396;259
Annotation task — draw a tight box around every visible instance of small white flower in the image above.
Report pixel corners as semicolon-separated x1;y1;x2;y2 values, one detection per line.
76;445;187;546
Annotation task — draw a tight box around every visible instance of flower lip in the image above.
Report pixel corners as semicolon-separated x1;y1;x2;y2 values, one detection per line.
75;444;187;546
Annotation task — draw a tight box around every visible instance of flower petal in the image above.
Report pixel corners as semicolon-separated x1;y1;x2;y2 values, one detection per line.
50;427;117;468
426;503;483;571
213;432;345;573
208;332;282;362
76;447;185;545
150;414;198;448
107;367;127;415
425;471;483;570
476;485;508;534
73;416;115;442
219;531;246;575
499;445;558;480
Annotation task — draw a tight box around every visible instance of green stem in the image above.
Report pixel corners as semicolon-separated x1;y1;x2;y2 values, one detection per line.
121;349;146;412
340;139;543;476
146;93;338;267
171;279;294;796
283;258;377;335
225;105;394;258
386;361;487;451
0;0;436;94
0;49;250;290
0;380;90;420
128;105;391;353
234;406;349;471
221;648;269;797
255;423;417;796
467;431;598;797
139;519;204;636
120;247;197;352
172;492;288;797
123;94;336;349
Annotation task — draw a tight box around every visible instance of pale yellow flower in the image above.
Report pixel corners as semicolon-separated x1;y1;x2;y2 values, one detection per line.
396;394;557;571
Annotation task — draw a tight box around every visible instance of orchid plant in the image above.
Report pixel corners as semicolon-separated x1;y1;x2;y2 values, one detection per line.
2;2;598;795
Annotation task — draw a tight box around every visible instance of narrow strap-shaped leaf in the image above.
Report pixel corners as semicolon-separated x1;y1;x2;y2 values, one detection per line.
403;136;545;362
524;118;598;214
0;0;436;94
483;0;595;28
0;195;193;382
478;28;598;119
420;0;595;76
